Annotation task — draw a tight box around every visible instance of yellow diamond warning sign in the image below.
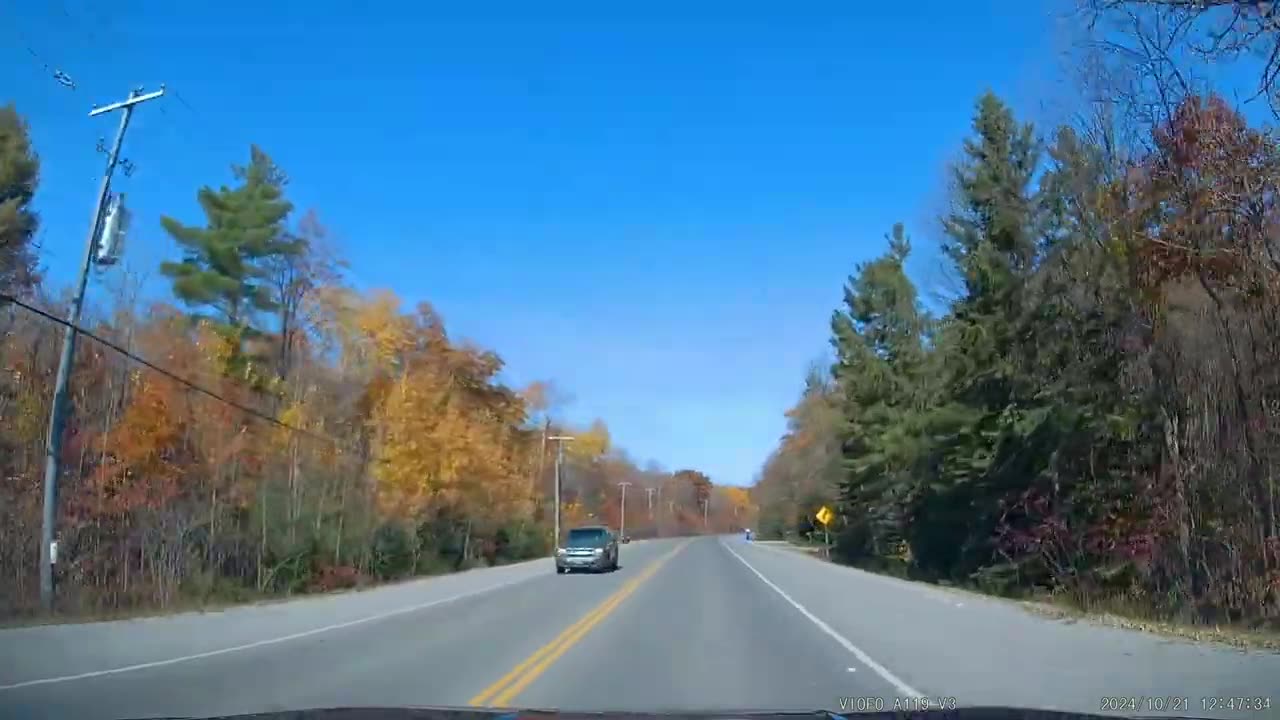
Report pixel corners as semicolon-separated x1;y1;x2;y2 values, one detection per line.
815;505;834;526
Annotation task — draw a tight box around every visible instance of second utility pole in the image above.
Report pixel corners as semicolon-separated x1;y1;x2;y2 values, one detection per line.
548;435;573;550
617;481;631;538
39;86;165;612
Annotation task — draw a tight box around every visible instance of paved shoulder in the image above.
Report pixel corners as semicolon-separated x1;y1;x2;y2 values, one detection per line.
732;539;1280;719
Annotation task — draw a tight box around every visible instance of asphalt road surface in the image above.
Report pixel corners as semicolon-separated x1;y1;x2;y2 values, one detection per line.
1;536;1276;720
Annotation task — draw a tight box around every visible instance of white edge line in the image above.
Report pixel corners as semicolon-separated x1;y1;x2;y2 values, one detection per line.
0;572;539;691
750;541;960;607
720;539;924;699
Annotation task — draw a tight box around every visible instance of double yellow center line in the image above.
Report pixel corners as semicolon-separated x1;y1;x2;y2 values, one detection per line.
468;540;689;708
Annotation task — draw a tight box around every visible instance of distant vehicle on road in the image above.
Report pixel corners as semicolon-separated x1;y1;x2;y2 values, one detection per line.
556;525;619;574
620;535;631;544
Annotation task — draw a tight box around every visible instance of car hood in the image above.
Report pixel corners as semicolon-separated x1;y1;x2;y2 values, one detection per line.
132;705;1208;720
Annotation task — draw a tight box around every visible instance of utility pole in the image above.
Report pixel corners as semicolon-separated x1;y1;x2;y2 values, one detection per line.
656;484;665;537
39;86;164;612
532;417;549;497
703;497;710;530
617;481;632;538
549;435;574;549
645;487;655;517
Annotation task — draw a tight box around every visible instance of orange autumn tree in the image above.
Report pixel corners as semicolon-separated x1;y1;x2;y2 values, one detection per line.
88;370;186;518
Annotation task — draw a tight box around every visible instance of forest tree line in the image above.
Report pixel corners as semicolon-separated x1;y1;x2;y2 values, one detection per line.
0;117;752;620
752;1;1280;626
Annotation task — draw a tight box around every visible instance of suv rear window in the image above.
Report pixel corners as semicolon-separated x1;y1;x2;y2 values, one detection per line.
567;528;608;547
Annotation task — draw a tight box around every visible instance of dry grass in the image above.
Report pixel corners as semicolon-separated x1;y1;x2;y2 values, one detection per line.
1017;593;1280;651
777;541;1280;652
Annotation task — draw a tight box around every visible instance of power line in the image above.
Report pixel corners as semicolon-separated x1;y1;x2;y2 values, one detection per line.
7;25;78;91
53;0;104;47
7;15;187;183
154;87;248;162
15;4;237;159
1;292;345;449
173;88;199;115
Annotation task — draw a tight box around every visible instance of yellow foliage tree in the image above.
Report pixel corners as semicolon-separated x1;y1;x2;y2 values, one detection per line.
370;302;535;529
567;418;611;460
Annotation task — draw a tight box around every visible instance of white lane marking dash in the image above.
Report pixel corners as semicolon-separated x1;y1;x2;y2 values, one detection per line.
721;540;923;698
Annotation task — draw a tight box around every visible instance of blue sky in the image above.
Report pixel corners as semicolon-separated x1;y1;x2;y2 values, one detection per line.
7;1;1072;486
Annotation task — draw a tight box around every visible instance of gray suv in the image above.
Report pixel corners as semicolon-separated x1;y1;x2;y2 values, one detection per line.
555;525;619;574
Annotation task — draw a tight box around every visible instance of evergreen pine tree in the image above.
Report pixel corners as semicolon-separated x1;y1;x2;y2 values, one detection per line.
160;145;298;372
0;104;40;296
830;223;928;565
915;92;1041;578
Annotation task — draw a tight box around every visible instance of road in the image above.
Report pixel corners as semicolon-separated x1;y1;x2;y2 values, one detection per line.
0;536;1276;720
